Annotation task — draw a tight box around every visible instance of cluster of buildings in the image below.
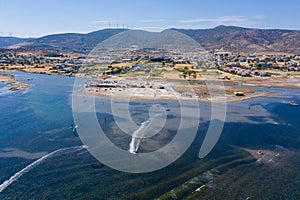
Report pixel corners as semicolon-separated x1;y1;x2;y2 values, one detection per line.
0;51;83;74
219;66;268;77
86;78;165;91
212;53;300;77
1;47;300;78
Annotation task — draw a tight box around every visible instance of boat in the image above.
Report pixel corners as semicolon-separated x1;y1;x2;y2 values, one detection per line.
233;91;245;96
257;150;264;156
72;125;79;137
283;101;298;106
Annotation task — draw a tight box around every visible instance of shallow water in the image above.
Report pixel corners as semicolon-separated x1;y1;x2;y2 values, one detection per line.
0;72;299;199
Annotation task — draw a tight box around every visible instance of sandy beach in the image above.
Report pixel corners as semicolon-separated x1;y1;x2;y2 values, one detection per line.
241;76;300;89
0;74;31;91
80;76;276;103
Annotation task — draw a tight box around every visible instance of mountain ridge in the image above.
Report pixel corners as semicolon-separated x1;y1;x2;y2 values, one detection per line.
1;26;300;53
0;37;32;48
172;25;300;53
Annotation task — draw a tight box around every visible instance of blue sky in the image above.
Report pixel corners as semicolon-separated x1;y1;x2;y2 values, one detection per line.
0;0;299;37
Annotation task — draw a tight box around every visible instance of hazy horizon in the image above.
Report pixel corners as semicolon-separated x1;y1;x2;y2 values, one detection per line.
1;0;300;38
2;24;300;39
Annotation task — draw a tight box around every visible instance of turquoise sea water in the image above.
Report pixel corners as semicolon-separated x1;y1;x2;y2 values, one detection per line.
0;72;300;199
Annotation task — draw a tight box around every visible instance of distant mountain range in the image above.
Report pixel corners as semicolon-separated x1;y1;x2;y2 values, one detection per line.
1;25;300;53
0;37;32;48
7;29;127;53
173;25;300;53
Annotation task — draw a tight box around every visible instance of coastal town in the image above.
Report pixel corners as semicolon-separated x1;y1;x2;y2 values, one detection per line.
1;49;300;77
1;48;300;101
0;50;83;75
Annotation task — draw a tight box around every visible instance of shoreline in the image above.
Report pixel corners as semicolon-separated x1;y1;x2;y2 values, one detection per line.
0;73;31;92
80;89;276;103
79;77;277;103
240;76;300;89
0;71;296;102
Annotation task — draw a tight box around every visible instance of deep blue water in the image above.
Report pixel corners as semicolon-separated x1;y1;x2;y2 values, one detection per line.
0;72;300;199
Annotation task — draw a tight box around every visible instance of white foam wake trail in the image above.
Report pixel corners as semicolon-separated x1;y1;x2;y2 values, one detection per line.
129;118;152;154
0;145;86;193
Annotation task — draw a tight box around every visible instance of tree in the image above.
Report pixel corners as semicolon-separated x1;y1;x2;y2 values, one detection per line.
183;66;189;75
